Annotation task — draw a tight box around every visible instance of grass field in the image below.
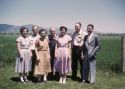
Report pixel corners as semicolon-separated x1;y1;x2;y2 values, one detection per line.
0;35;125;89
0;35;17;66
97;36;121;71
0;65;125;89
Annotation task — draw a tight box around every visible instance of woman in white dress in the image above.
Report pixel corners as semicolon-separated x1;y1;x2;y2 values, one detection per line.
15;27;32;83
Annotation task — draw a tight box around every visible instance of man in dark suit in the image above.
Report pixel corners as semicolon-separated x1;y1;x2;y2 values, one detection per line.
48;27;57;74
82;24;100;84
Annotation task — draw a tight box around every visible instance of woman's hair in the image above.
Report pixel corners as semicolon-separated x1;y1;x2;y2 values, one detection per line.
39;28;46;34
20;27;28;34
60;26;67;32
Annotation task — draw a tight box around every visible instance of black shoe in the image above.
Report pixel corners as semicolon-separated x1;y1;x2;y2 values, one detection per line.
71;77;78;81
78;78;83;82
82;80;90;83
85;80;90;83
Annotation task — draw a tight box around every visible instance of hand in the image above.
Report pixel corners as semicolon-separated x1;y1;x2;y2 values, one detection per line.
54;57;57;60
49;57;51;60
20;57;23;62
81;52;85;60
69;56;71;59
89;53;95;58
30;52;33;57
55;54;57;59
81;55;85;60
36;60;40;65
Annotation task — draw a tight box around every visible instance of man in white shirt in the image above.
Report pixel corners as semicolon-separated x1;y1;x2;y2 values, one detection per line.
29;25;40;80
71;22;87;81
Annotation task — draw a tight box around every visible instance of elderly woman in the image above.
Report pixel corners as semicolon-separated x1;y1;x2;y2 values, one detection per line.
54;26;72;84
15;27;32;83
34;28;51;82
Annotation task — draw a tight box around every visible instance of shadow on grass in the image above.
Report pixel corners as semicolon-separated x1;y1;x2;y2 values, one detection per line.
10;77;20;82
47;72;59;81
10;73;82;83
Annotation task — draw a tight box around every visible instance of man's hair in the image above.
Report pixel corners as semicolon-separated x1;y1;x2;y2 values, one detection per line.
87;24;94;29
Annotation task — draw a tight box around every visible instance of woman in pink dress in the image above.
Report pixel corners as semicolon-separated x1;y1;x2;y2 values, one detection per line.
54;26;72;84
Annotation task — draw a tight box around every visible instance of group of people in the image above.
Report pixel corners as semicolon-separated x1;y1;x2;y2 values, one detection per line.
15;22;100;84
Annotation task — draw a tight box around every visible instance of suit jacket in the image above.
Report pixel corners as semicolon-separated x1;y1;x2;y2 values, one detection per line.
83;33;100;61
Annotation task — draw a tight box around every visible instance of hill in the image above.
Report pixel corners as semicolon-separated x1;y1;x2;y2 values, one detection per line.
0;24;34;33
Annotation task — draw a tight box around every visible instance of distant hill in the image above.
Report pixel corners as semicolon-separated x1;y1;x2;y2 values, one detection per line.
0;24;73;34
0;24;36;33
0;24;18;33
0;24;124;36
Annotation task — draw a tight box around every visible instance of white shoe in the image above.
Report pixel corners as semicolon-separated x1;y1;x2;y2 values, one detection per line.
90;81;95;84
59;78;63;83
20;76;25;83
83;80;85;83
62;78;66;84
24;76;28;82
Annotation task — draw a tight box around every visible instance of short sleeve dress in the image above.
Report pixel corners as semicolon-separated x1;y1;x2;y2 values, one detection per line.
54;34;72;74
34;39;51;75
15;36;32;73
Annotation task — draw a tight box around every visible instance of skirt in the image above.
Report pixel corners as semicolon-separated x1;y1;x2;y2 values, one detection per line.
15;49;32;73
34;51;51;75
54;47;71;74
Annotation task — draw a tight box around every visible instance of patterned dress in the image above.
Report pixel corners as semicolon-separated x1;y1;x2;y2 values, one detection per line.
15;36;32;73
54;34;72;74
34;39;51;75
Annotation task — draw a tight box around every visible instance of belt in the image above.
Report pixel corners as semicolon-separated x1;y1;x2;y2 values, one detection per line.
20;48;29;49
58;46;68;48
38;50;47;51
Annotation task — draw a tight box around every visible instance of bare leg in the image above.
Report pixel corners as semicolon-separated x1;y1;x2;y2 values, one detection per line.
62;74;66;84
59;73;63;83
43;74;47;82
24;73;28;82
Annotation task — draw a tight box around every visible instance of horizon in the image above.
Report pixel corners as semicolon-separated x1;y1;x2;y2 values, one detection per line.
0;23;125;34
0;0;125;33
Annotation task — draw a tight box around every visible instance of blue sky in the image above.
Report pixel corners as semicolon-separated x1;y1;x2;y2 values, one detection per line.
0;0;125;33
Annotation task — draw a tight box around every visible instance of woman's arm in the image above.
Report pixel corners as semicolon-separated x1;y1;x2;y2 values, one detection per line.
16;42;22;57
35;40;40;61
54;44;58;58
16;41;23;62
68;42;72;59
47;42;51;60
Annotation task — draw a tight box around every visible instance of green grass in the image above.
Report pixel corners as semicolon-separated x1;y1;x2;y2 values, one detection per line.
0;65;125;89
0;35;125;89
97;36;121;71
0;35;122;71
0;35;17;66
